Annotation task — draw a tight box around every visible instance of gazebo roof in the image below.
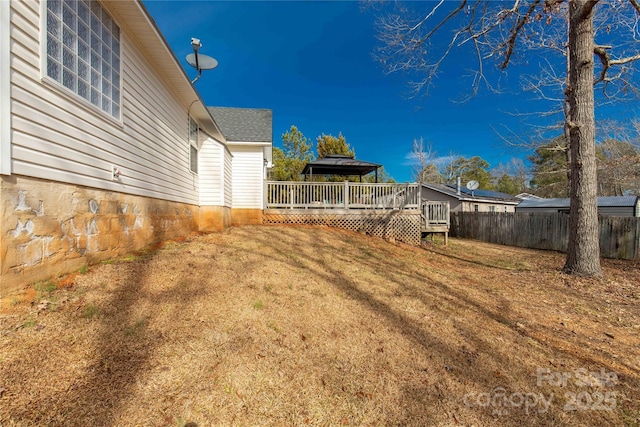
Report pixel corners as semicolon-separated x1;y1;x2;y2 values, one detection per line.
301;154;381;177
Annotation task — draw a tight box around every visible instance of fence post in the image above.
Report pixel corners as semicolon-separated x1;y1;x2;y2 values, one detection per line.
393;186;397;209
344;181;349;209
289;185;293;210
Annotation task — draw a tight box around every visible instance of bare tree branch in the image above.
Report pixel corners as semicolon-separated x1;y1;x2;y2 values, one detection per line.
500;0;542;69
578;0;601;20
424;0;467;42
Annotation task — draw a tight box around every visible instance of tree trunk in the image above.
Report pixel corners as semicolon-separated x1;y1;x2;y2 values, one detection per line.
563;0;603;277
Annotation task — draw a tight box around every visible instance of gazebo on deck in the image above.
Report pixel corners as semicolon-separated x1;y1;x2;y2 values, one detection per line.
263;154;450;246
301;154;381;182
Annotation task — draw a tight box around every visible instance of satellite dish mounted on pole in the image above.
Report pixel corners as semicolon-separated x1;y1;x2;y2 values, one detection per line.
466;180;479;197
186;38;218;84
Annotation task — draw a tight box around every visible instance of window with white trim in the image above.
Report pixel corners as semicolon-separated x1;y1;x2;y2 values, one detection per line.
189;116;198;173
46;0;121;118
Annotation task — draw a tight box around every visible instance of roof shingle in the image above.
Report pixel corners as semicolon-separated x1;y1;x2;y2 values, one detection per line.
207;107;272;142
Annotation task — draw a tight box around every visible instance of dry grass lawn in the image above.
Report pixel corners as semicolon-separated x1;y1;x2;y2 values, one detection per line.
0;225;639;426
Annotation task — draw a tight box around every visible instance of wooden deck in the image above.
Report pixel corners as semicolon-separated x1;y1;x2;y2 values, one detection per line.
265;181;450;244
266;181;421;210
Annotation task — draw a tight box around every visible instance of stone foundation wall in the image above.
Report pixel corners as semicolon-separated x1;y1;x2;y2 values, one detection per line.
199;205;232;231
232;209;263;226
1;176;200;295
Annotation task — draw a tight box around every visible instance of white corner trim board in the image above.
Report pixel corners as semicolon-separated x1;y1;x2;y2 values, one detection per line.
0;0;12;174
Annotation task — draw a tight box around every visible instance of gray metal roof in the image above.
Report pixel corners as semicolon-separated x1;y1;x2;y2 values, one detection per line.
517;196;639;208
422;184;521;203
207;107;272;142
515;192;542;200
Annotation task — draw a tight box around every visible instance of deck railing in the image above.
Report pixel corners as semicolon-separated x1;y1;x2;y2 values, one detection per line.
266;181;420;210
422;201;450;228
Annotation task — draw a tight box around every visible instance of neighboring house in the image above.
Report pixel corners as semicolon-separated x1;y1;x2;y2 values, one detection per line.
516;196;640;216
207;107;272;225
421;183;521;213
1;0;271;294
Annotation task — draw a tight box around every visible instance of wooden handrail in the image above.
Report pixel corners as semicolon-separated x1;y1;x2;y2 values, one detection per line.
266;181;420;210
421;201;450;227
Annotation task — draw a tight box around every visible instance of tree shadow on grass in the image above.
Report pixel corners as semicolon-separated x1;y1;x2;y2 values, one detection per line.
308;227;640;375
241;228;528;424
27;244;205;426
12;224;634;426
241;225;636;426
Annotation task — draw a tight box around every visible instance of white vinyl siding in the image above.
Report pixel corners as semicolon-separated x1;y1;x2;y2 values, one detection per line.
10;1;199;205
1;0;10;174
198;136;224;206
224;148;233;207
230;146;263;209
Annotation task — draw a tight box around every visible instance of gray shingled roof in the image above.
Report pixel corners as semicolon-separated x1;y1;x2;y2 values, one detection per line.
207;107;272;142
517;196;639;209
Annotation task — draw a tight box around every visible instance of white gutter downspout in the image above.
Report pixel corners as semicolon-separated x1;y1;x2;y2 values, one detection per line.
0;0;11;175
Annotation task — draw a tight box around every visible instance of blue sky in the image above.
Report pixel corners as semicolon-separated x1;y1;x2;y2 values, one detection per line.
143;1;637;182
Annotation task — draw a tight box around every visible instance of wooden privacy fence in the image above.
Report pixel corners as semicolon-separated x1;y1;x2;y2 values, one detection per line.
451;212;640;260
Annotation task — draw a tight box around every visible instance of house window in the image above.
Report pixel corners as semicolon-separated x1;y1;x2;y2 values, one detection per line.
189;116;198;173
45;0;121;118
489;205;496;212
474;204;479;212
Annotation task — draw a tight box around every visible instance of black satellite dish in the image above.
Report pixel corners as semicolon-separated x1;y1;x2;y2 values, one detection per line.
187;38;218;84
